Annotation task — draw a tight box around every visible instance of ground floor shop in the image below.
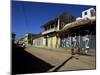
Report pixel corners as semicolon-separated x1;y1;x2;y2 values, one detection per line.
59;20;96;55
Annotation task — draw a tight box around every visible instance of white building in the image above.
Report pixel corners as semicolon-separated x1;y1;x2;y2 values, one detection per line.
76;8;96;20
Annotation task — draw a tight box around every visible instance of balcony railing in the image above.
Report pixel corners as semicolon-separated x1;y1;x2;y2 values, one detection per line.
42;28;57;35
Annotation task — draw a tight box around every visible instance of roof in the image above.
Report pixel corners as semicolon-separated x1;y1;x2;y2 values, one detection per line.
60;18;96;32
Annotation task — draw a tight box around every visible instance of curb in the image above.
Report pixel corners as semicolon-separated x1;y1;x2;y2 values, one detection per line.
48;56;73;72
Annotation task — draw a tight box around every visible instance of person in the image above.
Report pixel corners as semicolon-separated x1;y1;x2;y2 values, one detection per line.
71;41;75;55
71;41;79;59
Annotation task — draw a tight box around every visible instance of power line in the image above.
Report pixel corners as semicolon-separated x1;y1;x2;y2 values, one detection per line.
22;2;28;31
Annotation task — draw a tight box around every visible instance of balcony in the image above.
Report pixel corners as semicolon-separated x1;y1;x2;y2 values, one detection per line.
42;28;57;35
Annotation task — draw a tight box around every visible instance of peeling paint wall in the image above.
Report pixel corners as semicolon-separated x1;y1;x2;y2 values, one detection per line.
60;33;96;49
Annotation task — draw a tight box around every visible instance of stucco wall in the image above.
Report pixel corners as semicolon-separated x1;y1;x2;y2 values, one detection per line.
47;36;57;48
33;37;44;47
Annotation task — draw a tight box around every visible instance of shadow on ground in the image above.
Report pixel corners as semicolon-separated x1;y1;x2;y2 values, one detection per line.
12;45;54;74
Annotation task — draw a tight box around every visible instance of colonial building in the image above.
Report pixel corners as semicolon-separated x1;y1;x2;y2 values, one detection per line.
41;12;76;48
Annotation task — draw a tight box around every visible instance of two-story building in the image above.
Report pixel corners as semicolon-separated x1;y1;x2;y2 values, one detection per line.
59;8;96;55
32;8;96;55
41;12;76;48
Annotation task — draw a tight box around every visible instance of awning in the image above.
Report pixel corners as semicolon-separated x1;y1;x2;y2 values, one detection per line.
60;19;96;32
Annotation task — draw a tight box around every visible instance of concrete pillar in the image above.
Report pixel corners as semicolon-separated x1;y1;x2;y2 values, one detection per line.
56;33;60;48
57;18;60;31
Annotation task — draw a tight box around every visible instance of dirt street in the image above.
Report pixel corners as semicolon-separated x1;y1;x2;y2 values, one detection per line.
25;46;96;72
25;46;71;66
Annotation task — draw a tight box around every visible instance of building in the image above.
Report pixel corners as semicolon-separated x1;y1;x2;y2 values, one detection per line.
59;19;96;55
76;8;96;20
21;33;37;45
41;12;76;48
12;32;16;42
32;8;96;55
12;32;16;45
33;33;44;47
59;8;96;55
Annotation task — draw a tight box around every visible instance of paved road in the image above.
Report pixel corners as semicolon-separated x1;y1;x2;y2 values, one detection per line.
25;46;96;72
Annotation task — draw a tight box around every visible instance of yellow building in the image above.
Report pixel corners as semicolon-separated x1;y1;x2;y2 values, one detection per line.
21;33;37;45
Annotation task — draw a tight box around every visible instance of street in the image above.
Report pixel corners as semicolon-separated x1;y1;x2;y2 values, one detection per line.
12;45;96;74
25;46;71;66
25;46;96;72
12;46;54;74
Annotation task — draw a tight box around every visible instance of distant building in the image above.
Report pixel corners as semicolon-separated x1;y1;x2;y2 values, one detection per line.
12;32;16;44
21;33;37;45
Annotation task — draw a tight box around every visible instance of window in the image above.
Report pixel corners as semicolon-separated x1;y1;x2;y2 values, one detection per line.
84;12;87;15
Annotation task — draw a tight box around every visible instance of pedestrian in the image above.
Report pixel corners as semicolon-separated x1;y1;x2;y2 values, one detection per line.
71;42;79;59
71;42;75;56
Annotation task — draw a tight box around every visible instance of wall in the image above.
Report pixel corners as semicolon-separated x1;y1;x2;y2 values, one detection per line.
46;36;57;48
82;8;96;20
33;35;57;48
60;33;96;49
23;36;28;45
60;24;96;55
33;37;44;47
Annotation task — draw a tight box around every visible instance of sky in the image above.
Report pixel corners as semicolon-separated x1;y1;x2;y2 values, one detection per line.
12;1;96;40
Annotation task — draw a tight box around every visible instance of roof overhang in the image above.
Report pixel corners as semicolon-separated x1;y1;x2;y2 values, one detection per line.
60;18;96;32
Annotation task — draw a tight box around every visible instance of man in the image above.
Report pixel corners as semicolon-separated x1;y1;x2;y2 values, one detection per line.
71;41;79;59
